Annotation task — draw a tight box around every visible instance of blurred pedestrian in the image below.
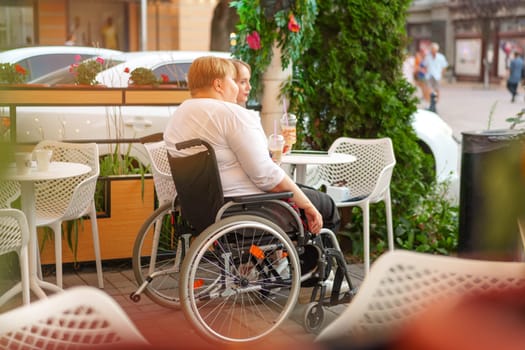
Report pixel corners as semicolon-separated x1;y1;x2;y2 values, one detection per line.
414;48;429;102
101;17;118;50
423;42;448;103
506;51;523;103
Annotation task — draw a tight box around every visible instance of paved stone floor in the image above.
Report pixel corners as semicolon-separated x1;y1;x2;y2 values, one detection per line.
0;259;364;349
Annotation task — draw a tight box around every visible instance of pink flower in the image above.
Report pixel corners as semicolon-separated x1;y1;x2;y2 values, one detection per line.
69;63;78;74
74;54;81;62
247;31;261;50
288;14;300;33
124;67;130;73
96;57;105;64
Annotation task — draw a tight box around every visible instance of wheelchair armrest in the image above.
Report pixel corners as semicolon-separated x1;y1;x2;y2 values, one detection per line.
230;192;293;204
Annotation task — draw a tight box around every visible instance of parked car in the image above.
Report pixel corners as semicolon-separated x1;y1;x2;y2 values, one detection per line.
0;46;122;81
10;51;231;167
8;51;460;199
411;109;460;203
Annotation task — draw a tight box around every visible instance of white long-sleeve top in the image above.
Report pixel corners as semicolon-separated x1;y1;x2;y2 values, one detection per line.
164;98;286;197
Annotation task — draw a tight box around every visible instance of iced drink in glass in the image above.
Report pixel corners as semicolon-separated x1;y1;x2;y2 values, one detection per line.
268;134;285;165
280;113;297;154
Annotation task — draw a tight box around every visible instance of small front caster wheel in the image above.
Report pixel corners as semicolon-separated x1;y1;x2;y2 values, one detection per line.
130;292;141;303
303;302;325;333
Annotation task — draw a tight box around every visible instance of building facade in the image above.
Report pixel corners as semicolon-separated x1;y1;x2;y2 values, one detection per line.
407;0;525;82
0;0;218;52
3;0;525;82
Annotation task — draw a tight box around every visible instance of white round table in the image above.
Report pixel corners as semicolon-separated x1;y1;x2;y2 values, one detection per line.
2;161;91;301
281;152;356;184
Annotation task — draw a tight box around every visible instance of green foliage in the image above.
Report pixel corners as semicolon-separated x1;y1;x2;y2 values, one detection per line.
129;67;161;86
231;0;318;98
291;0;457;256
0;63;28;84
72;58;104;85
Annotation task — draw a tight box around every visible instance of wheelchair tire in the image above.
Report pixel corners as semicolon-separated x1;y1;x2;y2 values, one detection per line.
303;302;325;333
179;215;301;343
132;202;184;309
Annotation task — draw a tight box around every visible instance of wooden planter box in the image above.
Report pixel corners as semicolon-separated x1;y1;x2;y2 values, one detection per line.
39;176;155;264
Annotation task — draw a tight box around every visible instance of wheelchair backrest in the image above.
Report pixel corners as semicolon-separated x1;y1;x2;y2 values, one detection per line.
167;139;224;234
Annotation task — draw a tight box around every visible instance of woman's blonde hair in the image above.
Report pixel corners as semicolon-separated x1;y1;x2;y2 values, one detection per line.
231;59;252;77
188;56;236;96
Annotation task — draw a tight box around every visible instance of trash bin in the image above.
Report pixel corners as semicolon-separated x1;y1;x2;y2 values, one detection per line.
458;129;525;261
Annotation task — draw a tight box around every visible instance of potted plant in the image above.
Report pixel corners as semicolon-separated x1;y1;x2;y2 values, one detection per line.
0;63;29;84
69;55;105;86
125;66;173;88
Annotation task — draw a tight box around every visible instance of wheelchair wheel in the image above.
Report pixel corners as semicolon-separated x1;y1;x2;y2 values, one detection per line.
132;202;185;308
303;302;325;333
180;215;301;343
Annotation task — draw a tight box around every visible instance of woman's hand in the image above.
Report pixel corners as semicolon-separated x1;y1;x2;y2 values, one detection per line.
304;205;323;234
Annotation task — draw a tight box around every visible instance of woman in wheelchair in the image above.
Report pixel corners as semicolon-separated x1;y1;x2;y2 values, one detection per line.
164;56;339;235
149;56;352;343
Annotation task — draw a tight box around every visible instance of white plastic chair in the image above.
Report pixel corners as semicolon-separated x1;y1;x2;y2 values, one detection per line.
143;140;176;205
316;250;525;344
316;137;396;275
0;286;149;349
0;180;20;208
0;209;30;306
33;141;103;289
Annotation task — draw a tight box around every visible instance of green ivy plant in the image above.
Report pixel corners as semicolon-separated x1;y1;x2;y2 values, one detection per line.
230;0;318;99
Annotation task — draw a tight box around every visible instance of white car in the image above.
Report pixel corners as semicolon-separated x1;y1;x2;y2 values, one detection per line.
411;109;460;203
12;51;231;165
0;46;122;81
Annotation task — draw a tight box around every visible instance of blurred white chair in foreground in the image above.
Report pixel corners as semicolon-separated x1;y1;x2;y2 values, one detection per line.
316;250;525;345
315;137;396;275
33;141;103;288
0;209;30;306
0;286;149;349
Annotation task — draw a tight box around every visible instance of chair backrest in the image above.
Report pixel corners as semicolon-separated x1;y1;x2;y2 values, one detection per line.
33;141;99;219
0;208;29;256
0;286;149;349
316;250;525;343
167;139;224;234
0;180;20;208
144;140;176;205
320;137;396;200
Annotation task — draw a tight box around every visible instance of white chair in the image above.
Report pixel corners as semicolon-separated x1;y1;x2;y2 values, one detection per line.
0;180;20;208
0;286;149;349
143;140;176;205
33;141;103;289
316;137;396;274
0;209;30;306
316;250;525;344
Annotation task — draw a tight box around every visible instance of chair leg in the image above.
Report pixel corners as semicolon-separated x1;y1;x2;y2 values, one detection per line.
50;222;63;288
363;204;370;276
385;190;394;252
89;202;104;289
19;246;31;304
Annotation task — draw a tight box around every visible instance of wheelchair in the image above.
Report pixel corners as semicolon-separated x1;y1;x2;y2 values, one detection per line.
130;138;356;343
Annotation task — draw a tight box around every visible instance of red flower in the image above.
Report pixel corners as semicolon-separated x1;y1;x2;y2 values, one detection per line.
161;74;169;83
14;64;27;76
288;14;300;33
247;31;261;50
95;57;105;65
69;63;79;74
124;67;130;73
